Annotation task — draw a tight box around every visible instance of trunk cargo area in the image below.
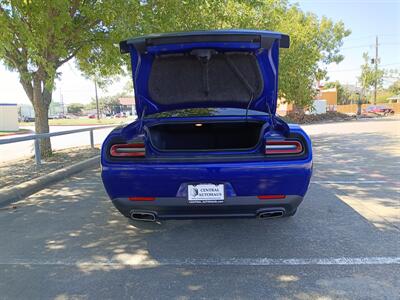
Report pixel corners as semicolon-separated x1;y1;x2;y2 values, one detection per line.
147;121;264;151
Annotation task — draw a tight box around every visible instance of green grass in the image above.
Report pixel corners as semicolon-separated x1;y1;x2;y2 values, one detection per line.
0;129;33;136
19;117;135;127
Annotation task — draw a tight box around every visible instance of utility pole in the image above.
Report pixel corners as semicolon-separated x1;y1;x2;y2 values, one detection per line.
94;80;100;120
373;35;378;105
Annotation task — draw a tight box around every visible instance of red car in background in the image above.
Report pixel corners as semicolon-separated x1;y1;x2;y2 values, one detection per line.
363;105;395;116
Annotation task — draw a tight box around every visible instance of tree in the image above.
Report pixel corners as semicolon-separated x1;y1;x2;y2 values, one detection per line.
388;79;400;95
0;0;142;157
1;0;349;158
87;94;122;115
143;1;350;108
273;6;350;107
67;103;84;115
358;52;384;103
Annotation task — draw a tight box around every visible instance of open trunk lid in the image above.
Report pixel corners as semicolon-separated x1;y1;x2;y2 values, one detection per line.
120;30;290;116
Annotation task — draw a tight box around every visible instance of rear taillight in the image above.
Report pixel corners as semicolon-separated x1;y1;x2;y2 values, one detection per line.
257;195;286;200
265;140;303;155
110;143;145;157
128;197;155;201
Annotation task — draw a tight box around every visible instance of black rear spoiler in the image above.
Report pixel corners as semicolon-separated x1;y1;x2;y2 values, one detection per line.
120;31;290;54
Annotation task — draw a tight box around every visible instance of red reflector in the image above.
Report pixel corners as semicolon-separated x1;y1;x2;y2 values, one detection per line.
265;140;303;154
257;195;286;200
128;197;155;201
110;143;145;157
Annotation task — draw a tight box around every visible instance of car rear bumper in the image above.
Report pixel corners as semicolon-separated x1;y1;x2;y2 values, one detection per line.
112;195;303;220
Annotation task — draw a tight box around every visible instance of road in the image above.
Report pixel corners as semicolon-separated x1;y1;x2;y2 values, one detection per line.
0;119;399;299
0;125;115;163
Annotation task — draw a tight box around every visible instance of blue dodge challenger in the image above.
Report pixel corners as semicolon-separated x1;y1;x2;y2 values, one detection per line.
101;30;313;221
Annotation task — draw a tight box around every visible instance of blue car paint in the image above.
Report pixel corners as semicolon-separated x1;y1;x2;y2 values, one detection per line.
126;32;282;116
101;30;312;219
101;116;312;199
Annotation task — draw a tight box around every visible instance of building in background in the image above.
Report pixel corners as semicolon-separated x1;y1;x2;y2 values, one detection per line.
387;95;400;103
276;98;293;116
320;87;337;110
18;101;65;121
118;97;135;116
19;104;35;120
0;103;19;131
49;101;65;117
274;83;339;116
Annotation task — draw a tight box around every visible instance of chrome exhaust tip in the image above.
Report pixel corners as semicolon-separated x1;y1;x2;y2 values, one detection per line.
130;210;157;222
258;210;284;219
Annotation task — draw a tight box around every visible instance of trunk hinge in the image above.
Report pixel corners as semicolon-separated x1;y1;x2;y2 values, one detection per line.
270;115;290;137
138;106;147;133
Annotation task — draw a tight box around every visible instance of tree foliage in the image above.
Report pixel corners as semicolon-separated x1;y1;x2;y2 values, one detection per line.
0;0;350;156
67;103;84;115
140;0;350;107
0;0;141;156
358;52;384;99
87;94;122;115
388;79;400;95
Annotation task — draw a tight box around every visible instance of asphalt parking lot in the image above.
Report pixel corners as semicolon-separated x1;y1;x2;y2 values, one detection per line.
0;119;399;299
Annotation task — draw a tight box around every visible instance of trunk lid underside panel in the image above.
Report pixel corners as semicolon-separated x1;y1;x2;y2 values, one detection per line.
120;30;289;116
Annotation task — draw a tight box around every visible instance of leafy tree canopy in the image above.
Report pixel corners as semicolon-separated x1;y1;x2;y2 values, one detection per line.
0;0;350;156
141;0;350;107
358;52;384;97
388;79;400;95
67;103;84;115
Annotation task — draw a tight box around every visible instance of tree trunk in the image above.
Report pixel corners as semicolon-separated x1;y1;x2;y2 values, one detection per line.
32;79;53;158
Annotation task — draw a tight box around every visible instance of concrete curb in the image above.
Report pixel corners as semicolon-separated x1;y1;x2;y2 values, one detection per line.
0;155;100;207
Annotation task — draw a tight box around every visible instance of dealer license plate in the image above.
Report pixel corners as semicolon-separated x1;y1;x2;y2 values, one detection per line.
188;184;224;204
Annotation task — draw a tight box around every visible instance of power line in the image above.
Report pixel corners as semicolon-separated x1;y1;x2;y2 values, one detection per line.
328;62;400;73
343;33;400;41
341;43;400;50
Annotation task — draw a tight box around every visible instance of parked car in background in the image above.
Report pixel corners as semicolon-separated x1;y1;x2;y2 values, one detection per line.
101;30;313;222
114;112;127;118
363;105;395;116
20;116;35;122
49;113;67;119
88;114;97;119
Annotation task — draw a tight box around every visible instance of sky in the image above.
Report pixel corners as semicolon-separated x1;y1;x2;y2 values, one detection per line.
0;0;399;105
296;0;400;86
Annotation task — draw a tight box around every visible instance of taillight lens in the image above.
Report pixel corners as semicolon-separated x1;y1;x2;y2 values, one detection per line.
265;140;303;155
128;197;155;201
110;143;145;157
257;195;286;199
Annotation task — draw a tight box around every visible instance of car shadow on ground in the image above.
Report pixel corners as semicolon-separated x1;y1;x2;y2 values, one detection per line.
1;167;399;298
0;128;399;299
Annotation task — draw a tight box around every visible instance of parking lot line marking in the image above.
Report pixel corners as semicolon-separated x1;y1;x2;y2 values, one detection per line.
1;257;399;267
312;180;387;184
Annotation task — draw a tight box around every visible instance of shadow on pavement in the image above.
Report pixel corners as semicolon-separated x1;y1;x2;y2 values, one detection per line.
0;126;399;299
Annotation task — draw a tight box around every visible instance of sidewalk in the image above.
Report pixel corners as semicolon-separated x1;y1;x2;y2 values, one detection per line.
0;146;100;190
